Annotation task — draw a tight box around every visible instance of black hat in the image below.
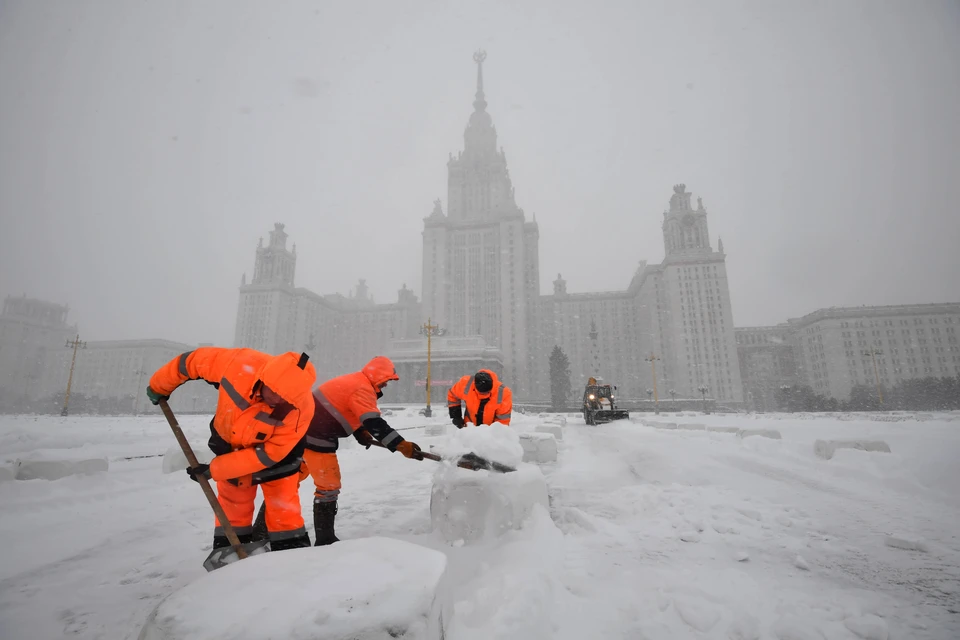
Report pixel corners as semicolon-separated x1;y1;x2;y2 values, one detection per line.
474;371;493;393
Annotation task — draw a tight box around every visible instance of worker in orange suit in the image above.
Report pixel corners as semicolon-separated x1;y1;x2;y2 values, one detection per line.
302;355;423;545
146;347;316;551
447;369;512;427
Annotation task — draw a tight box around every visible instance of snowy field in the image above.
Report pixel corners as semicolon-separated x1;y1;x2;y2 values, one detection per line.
1;410;959;639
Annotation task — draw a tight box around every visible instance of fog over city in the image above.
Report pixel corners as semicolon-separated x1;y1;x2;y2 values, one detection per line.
1;0;957;345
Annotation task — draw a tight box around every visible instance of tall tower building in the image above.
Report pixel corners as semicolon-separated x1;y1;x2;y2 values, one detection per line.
421;51;540;397
657;185;743;403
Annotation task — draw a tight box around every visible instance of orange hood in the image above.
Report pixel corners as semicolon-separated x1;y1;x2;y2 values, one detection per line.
258;352;317;404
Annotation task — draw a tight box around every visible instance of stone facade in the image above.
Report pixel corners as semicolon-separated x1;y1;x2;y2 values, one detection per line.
536;185;744;407
735;325;801;411
233;224;422;382
786;303;960;401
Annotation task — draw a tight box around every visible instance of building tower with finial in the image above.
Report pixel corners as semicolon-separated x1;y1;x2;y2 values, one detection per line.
252;223;297;286
655;184;742;403
421;50;540;397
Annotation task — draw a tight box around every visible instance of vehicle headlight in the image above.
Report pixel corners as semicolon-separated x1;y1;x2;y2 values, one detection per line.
588;394;595;400
611;395;615;399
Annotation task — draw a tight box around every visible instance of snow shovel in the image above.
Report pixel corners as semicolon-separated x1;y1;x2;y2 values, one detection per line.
367;439;516;473
157;400;270;571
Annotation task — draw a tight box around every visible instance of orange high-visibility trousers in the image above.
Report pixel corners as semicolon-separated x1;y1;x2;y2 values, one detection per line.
215;474;307;543
302;449;341;503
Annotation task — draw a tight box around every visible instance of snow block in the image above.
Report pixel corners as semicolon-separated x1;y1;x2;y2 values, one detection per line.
544;415;567;426
737;429;782;440
430;464;548;543
678;423;706;431
139;537;446;640
424;423;448;437
535;424;563;441
518;432;558;463
161;444;213;475
884;534;928;552
15;457;108;481
707;426;740;434
813;439;891;460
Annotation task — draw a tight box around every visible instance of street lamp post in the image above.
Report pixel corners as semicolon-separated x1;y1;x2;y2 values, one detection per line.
644;352;661;414
646;388;653;409
698;384;709;414
62;334;86;417
861;348;884;406
419;318;444;417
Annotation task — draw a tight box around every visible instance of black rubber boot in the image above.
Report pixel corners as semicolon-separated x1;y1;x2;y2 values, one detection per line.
270;532;311;551
313;500;340;546
212;533;253;550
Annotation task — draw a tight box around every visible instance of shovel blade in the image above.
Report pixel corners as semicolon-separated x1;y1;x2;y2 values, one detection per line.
202;539;271;572
457;452;516;473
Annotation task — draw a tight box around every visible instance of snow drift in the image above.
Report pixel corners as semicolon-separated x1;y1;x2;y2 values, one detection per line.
139;537;447;640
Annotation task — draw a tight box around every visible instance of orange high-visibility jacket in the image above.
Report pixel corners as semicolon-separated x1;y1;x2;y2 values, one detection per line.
148;347;316;482
447;369;512;426
309;371;381;438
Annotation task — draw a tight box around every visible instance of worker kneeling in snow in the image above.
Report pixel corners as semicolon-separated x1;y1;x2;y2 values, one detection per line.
301;356;424;546
146;347;316;551
447;369;512;427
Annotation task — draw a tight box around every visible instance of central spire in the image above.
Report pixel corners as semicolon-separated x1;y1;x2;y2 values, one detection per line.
473;49;487;112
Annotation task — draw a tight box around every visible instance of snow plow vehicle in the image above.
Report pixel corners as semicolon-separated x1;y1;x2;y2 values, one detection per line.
582;377;630;425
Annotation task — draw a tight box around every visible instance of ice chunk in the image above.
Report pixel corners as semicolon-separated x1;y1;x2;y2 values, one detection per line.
813;439;891;460
445;423;523;468
735;551;750;562
794;555;810;570
844;614;889;640
707;426;740;434
884;534;928;552
430;464;548;543
138;537;446;640
679;531;701;543
737;428;782;440
161;444;213;475
534;424;563;440
518;432;558;463
543;415;567;426
15;458;108;481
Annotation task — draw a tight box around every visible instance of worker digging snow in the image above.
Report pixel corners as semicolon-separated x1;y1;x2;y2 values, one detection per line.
146;347;317;551
254;355;425;546
447;369;513;427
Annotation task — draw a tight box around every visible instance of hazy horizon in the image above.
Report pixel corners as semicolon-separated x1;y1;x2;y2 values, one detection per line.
2;0;958;345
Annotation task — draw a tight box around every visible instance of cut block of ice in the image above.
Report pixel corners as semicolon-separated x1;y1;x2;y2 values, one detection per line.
813;439;891;460
161;444;214;475
678;423;706;431
884;534;928;552
424;423;447;436
737;429;782;440
430;464;548;543
518;432;558;463
15;458;108;481
544;415;567;426
534;424;563;440
708;426;740;434
139;537;447;640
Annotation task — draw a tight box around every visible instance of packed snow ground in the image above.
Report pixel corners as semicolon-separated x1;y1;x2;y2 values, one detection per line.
1;410;959;639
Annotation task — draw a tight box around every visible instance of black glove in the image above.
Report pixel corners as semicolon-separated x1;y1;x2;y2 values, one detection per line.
354;429;375;449
146;386;169;406
186;463;211;483
453;417;465;428
449;405;464;428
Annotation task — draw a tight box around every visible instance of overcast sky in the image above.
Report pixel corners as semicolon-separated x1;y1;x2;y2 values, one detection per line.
1;0;958;345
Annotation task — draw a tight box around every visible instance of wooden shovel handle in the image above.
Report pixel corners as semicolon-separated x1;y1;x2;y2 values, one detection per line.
159;400;248;559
